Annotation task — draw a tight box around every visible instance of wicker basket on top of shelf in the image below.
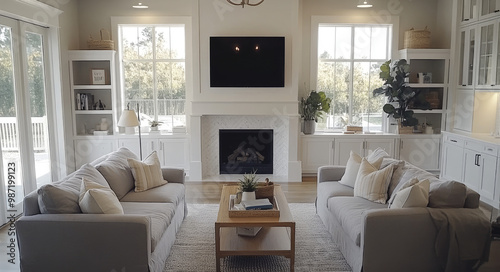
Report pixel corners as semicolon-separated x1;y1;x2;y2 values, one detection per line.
87;29;115;50
404;27;431;49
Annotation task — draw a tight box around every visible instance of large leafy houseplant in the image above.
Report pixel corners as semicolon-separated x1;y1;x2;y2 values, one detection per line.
300;91;332;122
372;59;429;127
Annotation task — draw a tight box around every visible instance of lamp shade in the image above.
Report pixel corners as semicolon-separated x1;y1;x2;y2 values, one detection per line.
118;109;140;127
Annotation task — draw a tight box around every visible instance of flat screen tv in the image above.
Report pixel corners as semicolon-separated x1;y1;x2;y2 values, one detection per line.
210;36;285;88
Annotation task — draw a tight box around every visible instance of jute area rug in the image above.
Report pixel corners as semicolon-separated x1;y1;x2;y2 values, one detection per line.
164;203;352;272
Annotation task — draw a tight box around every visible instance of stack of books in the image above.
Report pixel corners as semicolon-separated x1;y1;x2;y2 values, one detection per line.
241;199;273;210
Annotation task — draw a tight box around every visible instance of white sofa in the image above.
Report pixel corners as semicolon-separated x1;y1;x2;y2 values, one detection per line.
316;151;491;272
16;147;186;272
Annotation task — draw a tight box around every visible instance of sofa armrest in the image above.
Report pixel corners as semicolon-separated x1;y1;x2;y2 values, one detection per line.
361;208;440;272
317;165;346;183
16;214;151;272
162;167;185;184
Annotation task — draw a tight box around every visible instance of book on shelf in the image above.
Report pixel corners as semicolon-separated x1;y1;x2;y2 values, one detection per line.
76;93;95;110
241;198;273;210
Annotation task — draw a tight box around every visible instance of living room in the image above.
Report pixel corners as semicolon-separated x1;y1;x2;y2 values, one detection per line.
1;0;500;271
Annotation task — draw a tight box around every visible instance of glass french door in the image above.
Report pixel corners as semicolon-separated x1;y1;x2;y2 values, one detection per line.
0;17;52;225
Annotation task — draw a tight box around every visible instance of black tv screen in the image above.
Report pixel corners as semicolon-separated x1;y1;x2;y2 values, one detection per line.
210;36;285;88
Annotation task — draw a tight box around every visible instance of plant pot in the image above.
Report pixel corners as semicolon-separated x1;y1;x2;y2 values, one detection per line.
241;191;256;202
398;121;414;134
303;120;316;135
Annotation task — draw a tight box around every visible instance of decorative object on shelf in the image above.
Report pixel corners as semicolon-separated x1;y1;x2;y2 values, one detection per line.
87;29;114;50
118;103;143;159
373;59;431;132
417;72;432;84
255;178;274;202
99;118;109;131
149;120;162;131
94;100;106;110
238;169;259;202
226;0;264;8
300;90;332;135
91;69;105;85
356;0;373;8
346;125;363;134
404;27;431;49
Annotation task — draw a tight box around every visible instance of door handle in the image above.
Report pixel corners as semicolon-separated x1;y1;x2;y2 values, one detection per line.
477;154;481;167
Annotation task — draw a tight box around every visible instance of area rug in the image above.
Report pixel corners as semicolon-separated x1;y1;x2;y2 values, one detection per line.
164;203;352;272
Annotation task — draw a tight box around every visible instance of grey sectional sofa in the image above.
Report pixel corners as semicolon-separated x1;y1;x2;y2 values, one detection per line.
317;156;491;272
16;147;186;272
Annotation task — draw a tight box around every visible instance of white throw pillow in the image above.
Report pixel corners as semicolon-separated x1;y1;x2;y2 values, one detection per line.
389;179;430;209
353;158;394;204
366;147;391;161
387;177;419;206
128;151;167;192
339;151;383;188
79;178;123;214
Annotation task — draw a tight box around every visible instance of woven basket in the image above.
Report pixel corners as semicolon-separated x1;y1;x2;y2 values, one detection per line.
404;27;430;49
88;29;114;50
255;184;274;201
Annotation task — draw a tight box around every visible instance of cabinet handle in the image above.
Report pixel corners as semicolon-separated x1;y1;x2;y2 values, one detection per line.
477;154;481;167
464;18;469;21
492;85;496;87
400;140;404;150
487;148;493;152
462;84;467;86
451;139;457;143
495;10;500;12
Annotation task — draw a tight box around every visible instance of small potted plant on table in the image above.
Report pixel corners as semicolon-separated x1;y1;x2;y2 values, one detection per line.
238;170;259;202
149;120;162;132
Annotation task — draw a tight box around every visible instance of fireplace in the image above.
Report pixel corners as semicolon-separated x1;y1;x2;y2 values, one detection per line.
219;129;273;174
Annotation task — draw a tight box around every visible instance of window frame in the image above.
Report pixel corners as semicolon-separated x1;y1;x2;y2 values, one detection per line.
111;16;192;132
310;16;399;132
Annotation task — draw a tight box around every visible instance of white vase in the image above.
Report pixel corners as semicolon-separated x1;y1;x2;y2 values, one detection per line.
241;191;256;202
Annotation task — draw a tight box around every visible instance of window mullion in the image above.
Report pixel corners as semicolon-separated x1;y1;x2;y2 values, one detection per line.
152;27;158;121
349;27;355;123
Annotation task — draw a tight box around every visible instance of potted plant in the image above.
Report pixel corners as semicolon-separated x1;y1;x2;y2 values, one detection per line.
372;59;430;133
149;120;162;131
299;90;332;134
238;169;259;201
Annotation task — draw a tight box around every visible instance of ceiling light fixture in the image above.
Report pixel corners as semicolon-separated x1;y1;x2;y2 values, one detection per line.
357;1;373;8
133;2;148;9
227;0;264;8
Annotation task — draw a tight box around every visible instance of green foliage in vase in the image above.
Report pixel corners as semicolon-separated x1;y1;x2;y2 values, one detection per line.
239;169;259;192
299;90;332;122
372;59;430;127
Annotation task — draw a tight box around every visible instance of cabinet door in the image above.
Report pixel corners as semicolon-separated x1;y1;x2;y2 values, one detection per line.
480;0;500;19
400;138;440;170
300;137;333;173
463;149;481;191
458;26;477;87
476;20;498;88
453;89;474;132
479;153;497;200
118;138;159;160
159;138;189;169
365;138;396;158
441;143;464;181
462;0;479;22
74;139;116;169
118;138;141;158
333;139;364;165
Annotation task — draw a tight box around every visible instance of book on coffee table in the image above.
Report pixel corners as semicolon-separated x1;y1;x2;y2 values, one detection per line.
241;199;273;210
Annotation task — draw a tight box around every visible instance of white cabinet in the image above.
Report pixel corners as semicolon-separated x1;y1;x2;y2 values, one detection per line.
453;89;475;132
333;137;396;165
462;0;479;23
118;138;158;160
300;136;333;173
440;134;465;182
463;148;482;190
476;19;500;89
480;0;500;20
74;139;117;169
458;26;477;88
399;135;441;172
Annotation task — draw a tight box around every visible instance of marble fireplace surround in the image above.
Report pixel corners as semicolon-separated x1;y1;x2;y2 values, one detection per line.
189;104;302;182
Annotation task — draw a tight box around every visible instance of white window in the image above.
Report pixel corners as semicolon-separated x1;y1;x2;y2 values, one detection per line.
314;23;393;132
117;24;186;131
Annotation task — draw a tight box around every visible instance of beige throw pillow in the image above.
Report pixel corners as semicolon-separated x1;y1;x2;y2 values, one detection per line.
353;158;394;204
339;151;383;188
128;151;167;192
79;178;123;214
389;179;430;209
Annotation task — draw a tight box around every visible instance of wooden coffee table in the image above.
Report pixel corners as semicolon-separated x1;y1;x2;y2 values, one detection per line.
215;185;295;272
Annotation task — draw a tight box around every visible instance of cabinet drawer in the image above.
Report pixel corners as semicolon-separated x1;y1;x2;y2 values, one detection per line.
464;140;498;156
444;135;465;147
482;144;498;156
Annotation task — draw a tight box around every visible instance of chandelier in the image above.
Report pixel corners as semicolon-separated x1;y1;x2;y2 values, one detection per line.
227;0;264;8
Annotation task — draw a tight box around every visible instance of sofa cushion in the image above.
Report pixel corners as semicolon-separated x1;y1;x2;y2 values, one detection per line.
37;164;108;214
121;202;176;252
387;177;419;206
354;158;394;204
317;181;354;209
95;147;138;199
121;183;185;206
389;179;430;209
128;151;167;192
328;196;387;246
79;178;123;214
428;180;467;208
339;151;383;188
366;147;391;161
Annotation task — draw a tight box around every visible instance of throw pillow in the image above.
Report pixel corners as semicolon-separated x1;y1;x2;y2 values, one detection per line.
95;147;138;199
37;164;109;214
389;179;430;209
366;147;391;161
353;158;394;204
128;151;167;192
428;180;467;208
339;151;383;188
387;177;419;206
79;178;123;214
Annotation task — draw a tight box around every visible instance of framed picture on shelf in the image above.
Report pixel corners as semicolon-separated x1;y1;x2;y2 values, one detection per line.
91;69;106;85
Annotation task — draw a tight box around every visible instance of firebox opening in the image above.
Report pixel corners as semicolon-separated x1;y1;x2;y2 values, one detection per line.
219;129;273;174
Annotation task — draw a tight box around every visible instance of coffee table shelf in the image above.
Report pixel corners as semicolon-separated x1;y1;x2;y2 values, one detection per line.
215;185;295;272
